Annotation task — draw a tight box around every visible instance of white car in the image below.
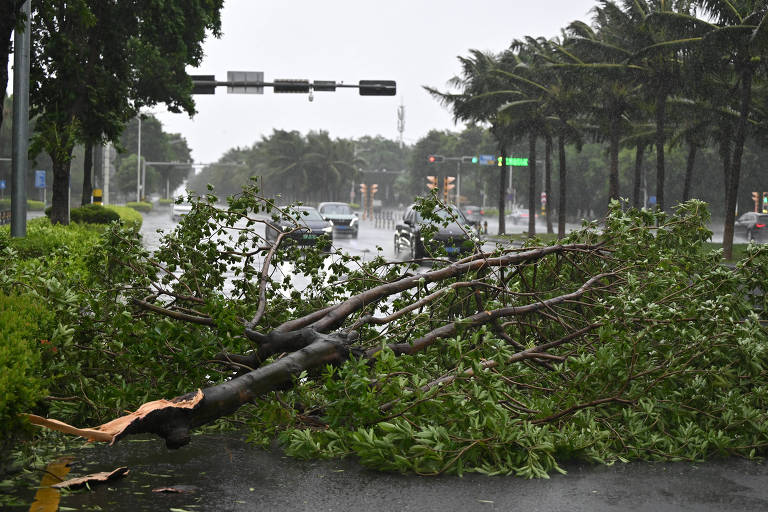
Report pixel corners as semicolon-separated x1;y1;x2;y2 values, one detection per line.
171;203;193;221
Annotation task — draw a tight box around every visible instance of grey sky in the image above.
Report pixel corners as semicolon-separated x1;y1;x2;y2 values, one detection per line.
8;1;597;163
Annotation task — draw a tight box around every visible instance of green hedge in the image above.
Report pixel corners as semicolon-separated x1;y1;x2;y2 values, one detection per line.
126;201;153;213
156;198;174;206
0;293;51;462
105;205;143;230
71;204;120;224
0;217;103;260
0;199;45;211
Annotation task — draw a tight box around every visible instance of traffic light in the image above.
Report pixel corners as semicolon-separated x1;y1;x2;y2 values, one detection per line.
753;191;761;212
359;183;367;195
427;155;445;163
358;80;396;96
426;176;438;190
370;184;379;197
444;176;456;203
273;79;311;93
763;192;768;213
191;75;217;95
461;156;477;164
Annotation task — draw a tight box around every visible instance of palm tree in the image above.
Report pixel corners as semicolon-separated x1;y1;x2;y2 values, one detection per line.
495;36;584;238
426;49;520;234
649;0;768;258
564;11;643;205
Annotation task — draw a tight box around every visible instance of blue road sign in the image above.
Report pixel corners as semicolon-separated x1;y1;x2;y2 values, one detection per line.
648;196;656;205
0;179;5;190
35;170;46;189
479;154;495;166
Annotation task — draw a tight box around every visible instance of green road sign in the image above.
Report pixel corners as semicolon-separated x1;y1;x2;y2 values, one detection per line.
497;157;529;166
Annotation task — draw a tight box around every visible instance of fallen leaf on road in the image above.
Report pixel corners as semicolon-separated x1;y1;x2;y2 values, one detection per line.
51;467;129;489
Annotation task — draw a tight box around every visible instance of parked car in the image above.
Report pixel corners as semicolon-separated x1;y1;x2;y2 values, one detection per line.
317;202;359;238
734;212;768;242
264;206;333;251
171;202;193;221
461;205;485;229
394;204;475;260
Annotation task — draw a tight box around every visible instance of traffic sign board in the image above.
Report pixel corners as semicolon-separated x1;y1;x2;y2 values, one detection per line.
35;170;46;189
227;71;264;94
479;154;495;165
0;179;5;190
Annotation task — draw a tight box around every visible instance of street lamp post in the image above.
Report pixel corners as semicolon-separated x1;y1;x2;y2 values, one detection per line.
11;0;31;237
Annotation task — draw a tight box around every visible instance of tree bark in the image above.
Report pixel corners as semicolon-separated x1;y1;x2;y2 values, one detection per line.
81;144;93;206
528;132;537;237
633;144;644;209
50;156;73;225
655;92;667;211
558;134;567;239
682;142;696;203
723;67;753;261
545;135;553;234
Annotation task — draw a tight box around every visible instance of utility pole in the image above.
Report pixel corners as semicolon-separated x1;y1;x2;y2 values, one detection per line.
397;100;405;149
11;0;31;238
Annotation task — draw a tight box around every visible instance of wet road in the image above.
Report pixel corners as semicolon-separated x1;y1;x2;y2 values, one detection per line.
7;432;768;512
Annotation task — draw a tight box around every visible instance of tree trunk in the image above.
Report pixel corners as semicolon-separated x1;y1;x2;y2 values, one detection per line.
655;92;667;211
608;129;620;202
528;132;537;237
682;142;696;203
545;135;553;234
633;144;644;209
0;2;23;136
558;135;567;239
723;67;753;261
50;156;73;225
498;144;507;235
81;145;93;206
721;140;731;209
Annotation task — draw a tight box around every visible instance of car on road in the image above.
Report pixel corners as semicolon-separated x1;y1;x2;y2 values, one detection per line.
394;203;475;260
171;202;193;221
317;202;359;238
734;212;768;242
461;205;485;229
506;207;536;225
265;206;333;251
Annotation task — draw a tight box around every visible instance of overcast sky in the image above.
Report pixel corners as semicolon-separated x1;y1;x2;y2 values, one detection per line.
8;1;598;163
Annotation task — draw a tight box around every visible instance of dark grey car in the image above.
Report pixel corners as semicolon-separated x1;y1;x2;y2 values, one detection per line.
734;212;768;242
264;206;333;251
394;204;475;260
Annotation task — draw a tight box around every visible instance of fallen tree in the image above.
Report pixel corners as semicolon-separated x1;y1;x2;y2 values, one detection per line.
19;191;768;476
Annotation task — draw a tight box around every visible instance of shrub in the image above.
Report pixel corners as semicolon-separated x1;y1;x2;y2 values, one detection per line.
105;205;142;230
156;198;174;206
0;217;102;260
0;199;45;211
126;201;153;213
0;293;51;462
70;204;121;225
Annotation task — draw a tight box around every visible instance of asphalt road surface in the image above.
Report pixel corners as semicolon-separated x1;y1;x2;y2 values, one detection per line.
9;432;768;512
